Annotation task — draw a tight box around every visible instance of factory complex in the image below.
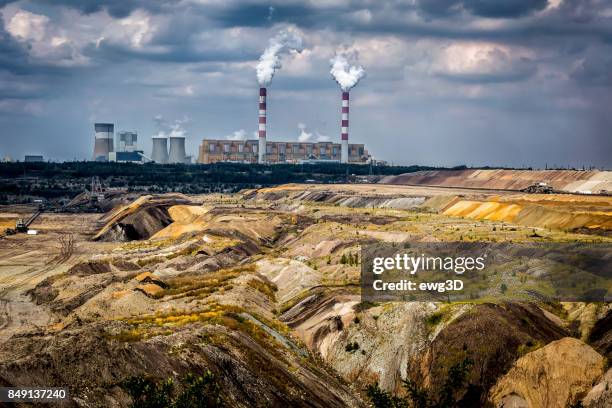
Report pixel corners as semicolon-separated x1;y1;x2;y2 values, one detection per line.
198;139;368;164
92;85;371;166
92;123;190;164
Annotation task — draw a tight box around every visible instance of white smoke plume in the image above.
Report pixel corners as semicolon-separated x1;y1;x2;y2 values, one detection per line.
256;28;303;86
153;115;189;138
297;123;312;142
330;54;366;92
169;123;186;138
315;131;330;142
225;129;247;140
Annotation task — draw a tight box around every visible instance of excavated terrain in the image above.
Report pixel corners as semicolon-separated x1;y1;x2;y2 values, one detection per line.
0;181;611;407
381;169;612;194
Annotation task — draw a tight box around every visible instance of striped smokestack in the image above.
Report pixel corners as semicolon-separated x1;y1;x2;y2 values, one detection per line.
258;87;267;163
341;91;349;164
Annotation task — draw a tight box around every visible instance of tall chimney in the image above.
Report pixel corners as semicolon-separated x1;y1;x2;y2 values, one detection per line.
341;92;349;164
258;87;267;164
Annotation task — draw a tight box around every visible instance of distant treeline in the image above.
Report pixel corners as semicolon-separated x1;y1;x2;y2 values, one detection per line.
0;161;463;183
0;161;471;202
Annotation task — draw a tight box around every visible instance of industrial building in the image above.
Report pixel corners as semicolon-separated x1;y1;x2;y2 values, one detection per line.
198;140;368;164
24;155;44;163
91;124;151;163
108;151;147;163
92;123;114;161
116;131;138;152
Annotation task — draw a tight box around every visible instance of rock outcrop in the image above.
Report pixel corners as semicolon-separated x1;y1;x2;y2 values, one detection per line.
489;337;605;408
583;368;612;408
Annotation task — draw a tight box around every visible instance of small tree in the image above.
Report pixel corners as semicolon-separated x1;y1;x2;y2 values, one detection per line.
340;254;348;264
123;371;224;408
367;357;474;408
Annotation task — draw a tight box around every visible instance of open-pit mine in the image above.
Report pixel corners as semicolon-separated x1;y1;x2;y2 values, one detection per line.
0;170;611;407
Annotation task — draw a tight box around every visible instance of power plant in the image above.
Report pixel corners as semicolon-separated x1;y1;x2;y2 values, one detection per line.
151;135;169;164
168;135;187;164
93;124;150;163
90;121;191;164
258;87;267;163
197;48;370;165
90;37;369;167
93;123;114;161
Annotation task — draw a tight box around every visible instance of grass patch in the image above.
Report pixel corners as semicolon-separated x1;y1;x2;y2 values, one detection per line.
247;278;277;301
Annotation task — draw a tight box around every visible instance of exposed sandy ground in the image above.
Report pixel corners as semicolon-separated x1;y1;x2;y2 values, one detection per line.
382;169;612;194
0;208;118;338
0;183;610;407
251;183;612;234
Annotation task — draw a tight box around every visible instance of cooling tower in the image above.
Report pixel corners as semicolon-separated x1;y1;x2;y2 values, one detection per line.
258;87;267;164
340;92;349;164
151;136;168;164
93;123;114;161
168;136;186;164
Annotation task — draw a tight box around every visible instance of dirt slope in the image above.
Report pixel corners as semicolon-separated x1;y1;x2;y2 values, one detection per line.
489;337;605;408
381;169;612;194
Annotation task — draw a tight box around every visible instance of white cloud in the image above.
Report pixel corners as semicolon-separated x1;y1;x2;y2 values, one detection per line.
99;9;157;49
6;10;49;42
431;42;536;82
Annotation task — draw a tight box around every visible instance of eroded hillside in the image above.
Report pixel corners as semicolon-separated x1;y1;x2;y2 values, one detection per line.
0;184;611;407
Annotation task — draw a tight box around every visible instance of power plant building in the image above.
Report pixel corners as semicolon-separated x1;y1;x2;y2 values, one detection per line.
92;123;114;161
116;131;138;152
24;155;44;162
108;151;146;163
198;140;368;164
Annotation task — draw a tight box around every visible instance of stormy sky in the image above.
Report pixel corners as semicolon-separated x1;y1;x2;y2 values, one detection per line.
0;0;611;167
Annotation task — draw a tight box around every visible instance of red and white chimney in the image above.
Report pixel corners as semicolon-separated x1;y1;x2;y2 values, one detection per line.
341;91;349;163
258;87;267;163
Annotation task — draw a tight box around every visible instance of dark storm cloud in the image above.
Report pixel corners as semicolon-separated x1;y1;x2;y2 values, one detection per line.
87;41;258;64
206;3;316;28
570;45;612;86
19;0;170;18
417;0;549;18
558;0;604;23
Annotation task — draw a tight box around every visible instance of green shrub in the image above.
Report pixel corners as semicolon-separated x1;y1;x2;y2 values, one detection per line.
123;371;224;408
345;341;360;353
367;357;474;408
